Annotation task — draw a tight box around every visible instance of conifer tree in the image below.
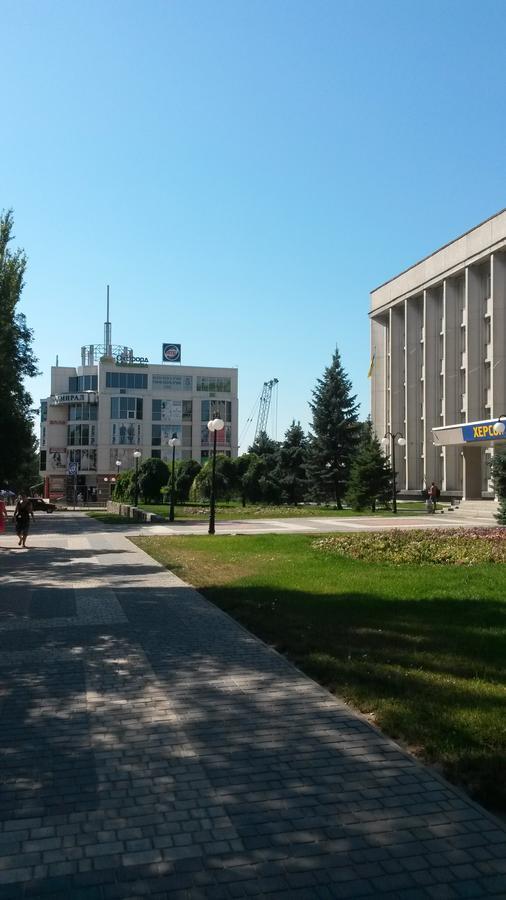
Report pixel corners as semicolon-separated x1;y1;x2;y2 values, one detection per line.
307;347;360;507
345;419;392;511
0;210;39;490
276;420;307;505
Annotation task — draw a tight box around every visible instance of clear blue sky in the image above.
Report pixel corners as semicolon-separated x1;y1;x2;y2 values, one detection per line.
3;0;506;448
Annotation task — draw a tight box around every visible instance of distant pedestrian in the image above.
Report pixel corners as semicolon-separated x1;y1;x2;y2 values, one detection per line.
0;497;7;539
428;481;439;513
14;494;34;548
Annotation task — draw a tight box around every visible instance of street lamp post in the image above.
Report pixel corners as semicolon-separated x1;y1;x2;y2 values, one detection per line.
381;432;406;514
168;436;181;522
133;450;142;507
116;459;122;479
207;417;225;534
493;415;506;436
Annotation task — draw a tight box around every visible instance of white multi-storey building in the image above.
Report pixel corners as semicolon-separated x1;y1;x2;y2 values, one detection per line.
39;336;238;502
370;209;506;499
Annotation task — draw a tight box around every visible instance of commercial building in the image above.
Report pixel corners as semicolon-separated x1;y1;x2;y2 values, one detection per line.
39;330;238;502
370;209;506;499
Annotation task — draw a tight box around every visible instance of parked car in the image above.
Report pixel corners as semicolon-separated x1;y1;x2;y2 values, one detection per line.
30;498;56;513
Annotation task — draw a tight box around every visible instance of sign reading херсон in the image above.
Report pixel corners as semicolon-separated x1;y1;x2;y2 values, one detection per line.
462;422;505;442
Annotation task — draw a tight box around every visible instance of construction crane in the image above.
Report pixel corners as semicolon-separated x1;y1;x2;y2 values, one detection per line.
254;378;279;442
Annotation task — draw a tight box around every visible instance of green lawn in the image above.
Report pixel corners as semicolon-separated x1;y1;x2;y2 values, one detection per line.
132;531;506;812
139;500;437;520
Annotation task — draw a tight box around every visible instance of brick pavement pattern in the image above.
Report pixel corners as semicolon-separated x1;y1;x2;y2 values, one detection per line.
0;512;505;899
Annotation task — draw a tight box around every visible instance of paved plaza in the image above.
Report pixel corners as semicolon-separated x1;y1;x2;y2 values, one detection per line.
0;513;505;899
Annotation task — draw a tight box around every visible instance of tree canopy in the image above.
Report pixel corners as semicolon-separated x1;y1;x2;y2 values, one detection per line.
0;210;39;490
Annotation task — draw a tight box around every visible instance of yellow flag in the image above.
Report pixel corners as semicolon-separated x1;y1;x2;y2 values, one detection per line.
367;350;376;378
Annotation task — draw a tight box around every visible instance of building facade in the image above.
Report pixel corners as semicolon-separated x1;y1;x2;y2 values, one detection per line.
370;209;506;499
39;342;238;502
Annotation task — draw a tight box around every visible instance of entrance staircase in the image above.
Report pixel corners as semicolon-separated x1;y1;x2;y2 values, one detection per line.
444;499;500;525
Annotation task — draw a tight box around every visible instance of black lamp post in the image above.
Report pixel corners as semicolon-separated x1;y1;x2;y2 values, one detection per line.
133;450;141;507
382;431;406;514
207;416;225;534
168;435;181;522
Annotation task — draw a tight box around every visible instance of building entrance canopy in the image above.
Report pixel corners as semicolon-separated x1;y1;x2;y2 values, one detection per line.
433;418;506;447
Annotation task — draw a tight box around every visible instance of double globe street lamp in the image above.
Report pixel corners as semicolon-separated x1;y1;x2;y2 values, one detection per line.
207;416;225;535
381;431;406;514
168;435;181;522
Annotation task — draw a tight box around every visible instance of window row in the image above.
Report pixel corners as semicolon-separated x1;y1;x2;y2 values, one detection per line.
200;400;232;423
152;399;192;422
68;424;96;446
69;403;98;421
69;375;98;392
106;372;148;389
152;374;193;390
111;397;143;419
196;376;231;393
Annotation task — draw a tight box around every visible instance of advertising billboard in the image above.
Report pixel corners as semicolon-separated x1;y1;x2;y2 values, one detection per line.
162;343;181;363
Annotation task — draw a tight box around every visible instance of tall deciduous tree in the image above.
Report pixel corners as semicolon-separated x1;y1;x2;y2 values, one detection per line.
276;421;308;505
307;347;360;507
345;419;392;511
0;210;39;490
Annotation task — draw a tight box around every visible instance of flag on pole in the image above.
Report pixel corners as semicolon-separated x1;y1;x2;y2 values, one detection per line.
367;349;376;378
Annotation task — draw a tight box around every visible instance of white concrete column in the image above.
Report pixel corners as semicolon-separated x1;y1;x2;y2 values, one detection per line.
443;277;460;491
491;252;506;418
462;444;482;499
370;315;388;441
423;288;440;487
405;296;423;491
389;304;406;490
466;265;483;422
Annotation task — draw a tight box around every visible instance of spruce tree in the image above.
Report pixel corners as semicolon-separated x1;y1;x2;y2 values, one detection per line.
0;210;39;490
276;420;308;505
345;419;392;511
307;347;360;507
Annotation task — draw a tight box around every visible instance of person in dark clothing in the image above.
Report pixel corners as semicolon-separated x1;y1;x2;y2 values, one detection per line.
14;494;34;548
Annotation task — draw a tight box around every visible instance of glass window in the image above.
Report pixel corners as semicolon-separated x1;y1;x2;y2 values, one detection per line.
151;374;193;390
182;400;192;421
152;425;161;446
40;450;46;471
196;376;231;393
69;403;97;421
152;399;162;421
151;449;161;459
106;372;148;389
69;375;98;392
111;397;143;419
201;399;232;422
40;401;47;423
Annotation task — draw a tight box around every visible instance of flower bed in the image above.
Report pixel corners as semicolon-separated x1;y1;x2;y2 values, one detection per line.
312;527;506;565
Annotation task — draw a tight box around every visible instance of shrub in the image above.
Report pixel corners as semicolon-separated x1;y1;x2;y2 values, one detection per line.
312;528;506;565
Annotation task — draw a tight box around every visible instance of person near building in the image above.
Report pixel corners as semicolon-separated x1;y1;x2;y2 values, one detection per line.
0;497;7;539
428;481;440;512
14;494;34;548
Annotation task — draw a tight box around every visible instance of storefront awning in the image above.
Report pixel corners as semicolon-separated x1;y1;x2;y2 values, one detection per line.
432;418;506;446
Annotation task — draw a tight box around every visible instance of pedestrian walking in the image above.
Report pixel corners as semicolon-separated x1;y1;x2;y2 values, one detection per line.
428;481;439;513
0;497;7;541
14;494;34;548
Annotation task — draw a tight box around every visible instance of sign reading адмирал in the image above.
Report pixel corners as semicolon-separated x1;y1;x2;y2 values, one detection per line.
49;392;98;405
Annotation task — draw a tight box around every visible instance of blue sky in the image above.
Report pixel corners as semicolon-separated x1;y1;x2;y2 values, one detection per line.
3;0;506;448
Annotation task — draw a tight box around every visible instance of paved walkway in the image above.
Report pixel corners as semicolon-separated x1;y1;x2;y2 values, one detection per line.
0;513;505;899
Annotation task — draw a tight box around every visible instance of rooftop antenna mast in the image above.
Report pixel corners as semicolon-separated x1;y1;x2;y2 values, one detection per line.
104;285;112;357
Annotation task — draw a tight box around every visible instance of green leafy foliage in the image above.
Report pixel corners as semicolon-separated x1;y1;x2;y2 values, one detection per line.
313;528;506;565
491;451;506;524
345;419;392;510
0;210;39;490
190;454;237;501
138;457;169;503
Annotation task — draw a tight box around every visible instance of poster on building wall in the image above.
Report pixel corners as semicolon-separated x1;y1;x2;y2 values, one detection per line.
111;422;143;445
161;425;182;446
160;400;182;424
79;449;97;471
48;448;67;470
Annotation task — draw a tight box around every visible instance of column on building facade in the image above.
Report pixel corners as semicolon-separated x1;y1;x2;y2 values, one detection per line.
466;264;484;422
404;295;423;491
491;252;506;418
370;315;388;441
389;304;406;490
423;288;441;487
442;277;461;491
